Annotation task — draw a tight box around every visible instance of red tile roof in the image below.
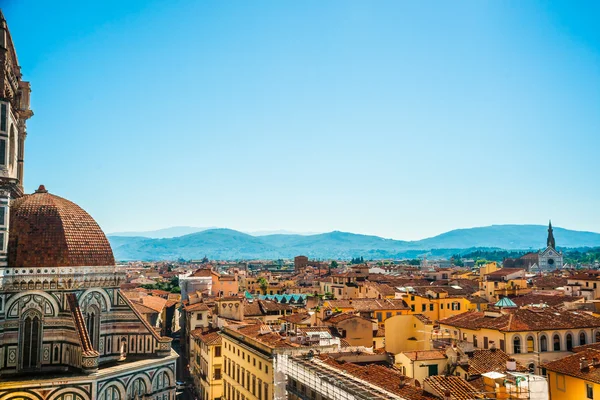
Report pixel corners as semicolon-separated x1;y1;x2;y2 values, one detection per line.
440;309;600;332
402;350;446;361
543;348;600;384
191;330;222;346
279;313;312;324
8;188;115;267
318;355;435;400
423;375;483;400
466;349;528;376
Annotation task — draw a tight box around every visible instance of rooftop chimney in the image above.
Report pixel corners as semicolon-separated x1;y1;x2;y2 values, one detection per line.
444;389;452;400
506;358;516;371
490;341;497;351
581;357;589;371
399;375;406;388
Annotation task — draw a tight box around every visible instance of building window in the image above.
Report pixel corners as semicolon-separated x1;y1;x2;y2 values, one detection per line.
540;335;547;352
0;103;6;132
86;305;100;350
513;336;521;354
526;336;534;352
422;304;426;312
215;346;221;357
20;310;42;370
429;304;434;311
0;139;6;166
128;378;146;398
587;383;594;399
556;373;566;391
0;206;5;226
581;332;587;346
214;367;222;380
99;385;120;400
196;313;203;320
553;334;561;351
377;312;382;322
410;305;415;312
567;334;574;351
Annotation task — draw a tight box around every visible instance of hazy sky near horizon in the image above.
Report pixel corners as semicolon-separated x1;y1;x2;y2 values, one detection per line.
3;1;600;240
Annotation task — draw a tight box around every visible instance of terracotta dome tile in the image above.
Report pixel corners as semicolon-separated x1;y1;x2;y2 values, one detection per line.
8;189;115;268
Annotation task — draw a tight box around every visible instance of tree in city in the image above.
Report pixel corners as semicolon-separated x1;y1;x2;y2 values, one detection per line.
257;277;269;294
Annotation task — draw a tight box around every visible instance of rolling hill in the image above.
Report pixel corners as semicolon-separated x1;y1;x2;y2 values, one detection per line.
108;224;600;261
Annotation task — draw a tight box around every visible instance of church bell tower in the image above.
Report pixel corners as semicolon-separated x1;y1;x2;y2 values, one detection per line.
0;11;33;267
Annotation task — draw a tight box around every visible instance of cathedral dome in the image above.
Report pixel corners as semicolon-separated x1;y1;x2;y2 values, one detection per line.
7;185;115;268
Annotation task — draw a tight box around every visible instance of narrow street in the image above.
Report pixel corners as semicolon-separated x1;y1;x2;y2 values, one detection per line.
172;339;194;400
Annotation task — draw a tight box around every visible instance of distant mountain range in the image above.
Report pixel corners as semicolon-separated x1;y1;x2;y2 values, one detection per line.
108;226;319;239
107;224;600;261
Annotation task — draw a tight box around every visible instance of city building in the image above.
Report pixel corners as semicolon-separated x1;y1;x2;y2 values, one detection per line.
190;330;223;400
439;307;600;373
543;348;600;400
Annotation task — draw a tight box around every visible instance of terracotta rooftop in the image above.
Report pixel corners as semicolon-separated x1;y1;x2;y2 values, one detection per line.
183;302;210;312
325;298;409;312
243;301;263;316
402;350;446;361
485;268;525;277
190;268;215;277
440;309;600;332
510;293;582;308
324;312;364;324
532;276;568;288
191;330;222;346
8;187;115;268
423;375;483;400
318;355;435;400
131;301;159;315
258;300;293;312
572;343;600;353
279;312;312;324
138;295;168;313
466;349;528;376
543;348;600;384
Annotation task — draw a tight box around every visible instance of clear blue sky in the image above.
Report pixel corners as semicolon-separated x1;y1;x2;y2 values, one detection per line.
3;1;600;239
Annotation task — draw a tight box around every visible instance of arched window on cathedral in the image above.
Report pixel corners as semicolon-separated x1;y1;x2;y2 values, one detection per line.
154;371;170;392
86;305;100;350
55;394;84;400
9;124;15;168
20;310;42;370
127;378;146;399
99;385;120;400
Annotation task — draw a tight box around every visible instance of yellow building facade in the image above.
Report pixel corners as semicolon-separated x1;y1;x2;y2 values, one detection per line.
544;348;600;400
191;330;224;400
222;326;274;400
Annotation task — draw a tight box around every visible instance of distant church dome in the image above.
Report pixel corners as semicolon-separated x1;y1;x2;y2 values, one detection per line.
7;185;115;268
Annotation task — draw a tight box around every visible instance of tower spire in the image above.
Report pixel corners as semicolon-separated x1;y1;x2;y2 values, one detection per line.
547;220;556;249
